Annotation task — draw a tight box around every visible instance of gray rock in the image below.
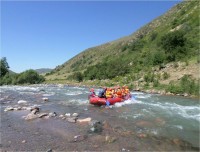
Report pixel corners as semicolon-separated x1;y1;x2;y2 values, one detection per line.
77;117;92;123
30;107;40;114
67;117;77;123
73;135;87;142
121;148;130;152
46;149;52;152
38;113;48;118
72;113;79;117
18;100;27;104
59;114;64;118
49;112;57;117
4;107;14;112
65;113;71;117
21;140;26;143
105;135;117;143
24;113;38;120
89;120;103;133
42;97;49;101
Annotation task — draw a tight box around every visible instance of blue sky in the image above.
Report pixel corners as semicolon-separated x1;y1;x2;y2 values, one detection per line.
1;1;181;73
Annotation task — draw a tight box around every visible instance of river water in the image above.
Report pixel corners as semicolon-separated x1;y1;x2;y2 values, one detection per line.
0;85;199;151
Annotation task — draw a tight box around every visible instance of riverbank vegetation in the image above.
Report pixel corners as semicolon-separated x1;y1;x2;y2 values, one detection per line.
0;57;45;85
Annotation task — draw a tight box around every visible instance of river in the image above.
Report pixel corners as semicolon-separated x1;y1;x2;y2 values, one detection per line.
0;85;199;151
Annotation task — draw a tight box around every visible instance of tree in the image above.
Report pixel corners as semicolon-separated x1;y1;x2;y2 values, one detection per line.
160;30;187;61
17;70;45;84
0;57;10;77
72;72;83;82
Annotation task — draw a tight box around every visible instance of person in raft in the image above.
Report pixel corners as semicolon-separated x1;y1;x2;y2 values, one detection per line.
89;88;96;98
98;87;107;98
105;88;113;98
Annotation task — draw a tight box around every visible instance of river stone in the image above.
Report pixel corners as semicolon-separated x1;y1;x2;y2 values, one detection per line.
77;117;92;123
46;149;52;152
73;135;87;142
59;114;64;118
72;113;79;117
102;121;112;130
137;133;147;138
67;117;77;123
24;113;38;120
65;113;71;117
89;120;103;133
4;107;14;112
21;140;26;143
26;107;32;111
42;97;49;101
105;135;117;143
38;113;48;118
18;100;27;104
121;148;130;152
49;112;57;117
16;107;22;110
30;107;40;114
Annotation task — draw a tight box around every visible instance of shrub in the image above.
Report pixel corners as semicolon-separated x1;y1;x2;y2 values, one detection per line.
173;62;179;68
72;72;83;82
84;58;130;80
153;79;160;87
166;76;199;96
180;75;199;95
167;83;183;94
160;30;187;61
163;72;170;80
150;32;158;41
144;72;155;83
17;70;45;84
152;51;166;65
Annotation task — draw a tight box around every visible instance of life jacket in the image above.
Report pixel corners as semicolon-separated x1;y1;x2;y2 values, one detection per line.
121;88;126;96
106;89;113;98
116;89;122;98
125;88;130;94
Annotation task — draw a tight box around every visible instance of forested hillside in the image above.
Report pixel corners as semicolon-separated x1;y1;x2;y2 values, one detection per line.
45;1;199;97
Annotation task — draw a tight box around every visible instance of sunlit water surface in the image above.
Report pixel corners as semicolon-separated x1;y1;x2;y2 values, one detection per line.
1;85;199;149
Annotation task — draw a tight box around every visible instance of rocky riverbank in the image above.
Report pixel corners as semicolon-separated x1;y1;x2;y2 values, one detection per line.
1;102;198;151
1;85;199;151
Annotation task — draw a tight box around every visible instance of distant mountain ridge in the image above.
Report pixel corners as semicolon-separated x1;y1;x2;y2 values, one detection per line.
9;70;17;74
35;68;52;74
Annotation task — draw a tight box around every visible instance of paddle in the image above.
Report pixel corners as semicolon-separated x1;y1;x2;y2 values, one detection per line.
106;100;110;106
132;95;137;100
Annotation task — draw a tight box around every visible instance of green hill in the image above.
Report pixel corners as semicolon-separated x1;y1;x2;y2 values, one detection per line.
45;1;199;97
35;68;52;74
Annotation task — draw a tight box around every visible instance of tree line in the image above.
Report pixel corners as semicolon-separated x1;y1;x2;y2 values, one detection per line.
0;57;45;85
